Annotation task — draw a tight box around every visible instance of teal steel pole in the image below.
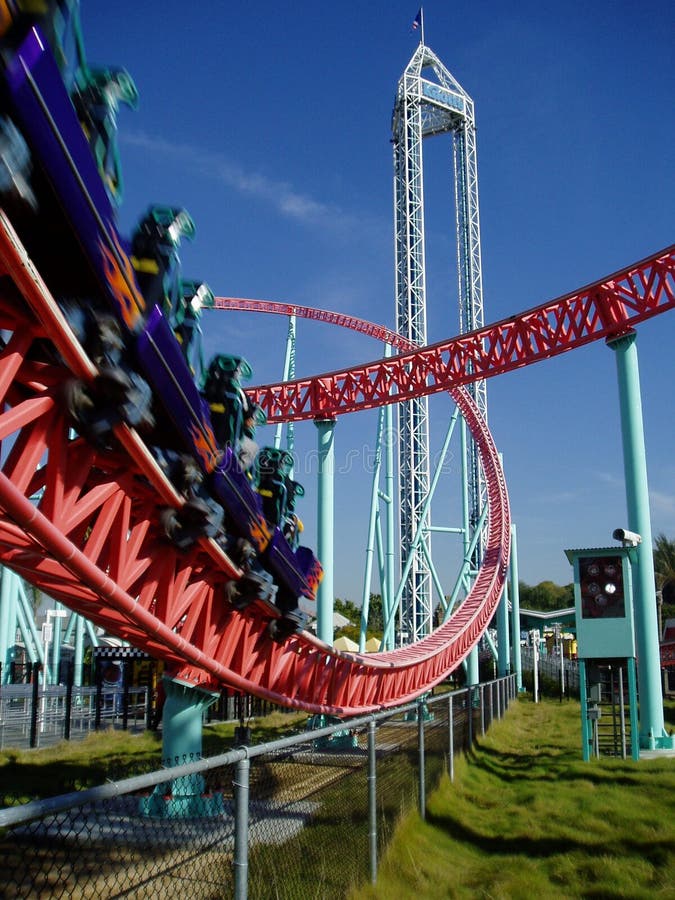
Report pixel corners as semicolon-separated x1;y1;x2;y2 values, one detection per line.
460;415;479;687
273;314;296;460
509;525;523;691
14;596;39;663
466;646;479;687
608;331;673;749
315;418;336;646
0;568;16;682
497;580;510;678
361;407;385;650
51;602;64;685
74;613;84;687
442;506;488;623
16;580;41;663
384;346;396;651
496;456;510;677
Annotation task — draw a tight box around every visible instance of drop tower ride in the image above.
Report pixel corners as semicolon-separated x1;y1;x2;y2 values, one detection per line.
392;39;487;642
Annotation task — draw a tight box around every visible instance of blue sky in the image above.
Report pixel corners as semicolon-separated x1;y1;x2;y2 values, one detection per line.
79;1;674;603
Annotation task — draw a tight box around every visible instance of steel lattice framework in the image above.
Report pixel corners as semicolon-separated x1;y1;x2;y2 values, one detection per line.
0;213;509;714
0;209;672;712
243;245;675;421
392;43;487;642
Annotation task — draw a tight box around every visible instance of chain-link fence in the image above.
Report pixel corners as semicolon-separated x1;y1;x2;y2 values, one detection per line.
0;675;516;898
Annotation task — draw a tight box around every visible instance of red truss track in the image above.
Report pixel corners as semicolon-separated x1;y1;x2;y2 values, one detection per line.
213;245;675;422
0;213;509;713
0;205;670;713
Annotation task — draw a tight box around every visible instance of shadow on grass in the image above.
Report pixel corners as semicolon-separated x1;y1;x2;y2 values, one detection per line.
467;739;670;790
424;807;673;867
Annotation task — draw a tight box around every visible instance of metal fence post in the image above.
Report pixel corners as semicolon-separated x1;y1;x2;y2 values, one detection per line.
368;719;377;884
29;663;40;748
64;661;73;741
121;660;129;731
233;754;250;900
94;659;102;731
417;699;426;820
480;684;485;737
145;663;154;731
448;693;454;782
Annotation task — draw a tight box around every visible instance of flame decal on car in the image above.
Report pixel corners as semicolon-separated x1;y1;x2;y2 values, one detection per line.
99;232;145;329
188;420;220;472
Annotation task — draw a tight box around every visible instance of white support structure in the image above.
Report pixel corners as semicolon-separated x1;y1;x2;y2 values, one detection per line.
392;42;487;643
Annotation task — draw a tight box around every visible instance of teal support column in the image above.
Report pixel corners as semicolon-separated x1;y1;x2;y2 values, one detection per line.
16;580;41;664
362;407;385;650
140;676;222;818
509;525;523;691
466;646;479;687
496;455;510;677
15;596;39;663
315;418;336;646
273;314;296;459
384;344;396;651
608;331;673;749
460;411;480;687
0;568;17;682
496;580;510;678
51;602;64;684
74;614;84;687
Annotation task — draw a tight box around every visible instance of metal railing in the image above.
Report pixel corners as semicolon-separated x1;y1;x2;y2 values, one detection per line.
0;677;150;749
520;648;580;695
0;674;516;898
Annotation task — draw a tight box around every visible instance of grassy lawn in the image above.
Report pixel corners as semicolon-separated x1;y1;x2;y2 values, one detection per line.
351;697;675;899
2;695;674;897
0;710;308;805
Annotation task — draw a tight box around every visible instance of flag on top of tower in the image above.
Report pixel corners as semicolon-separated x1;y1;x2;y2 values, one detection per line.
411;8;422;31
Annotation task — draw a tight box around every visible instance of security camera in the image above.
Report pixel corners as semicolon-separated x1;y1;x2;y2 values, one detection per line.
612;528;642;547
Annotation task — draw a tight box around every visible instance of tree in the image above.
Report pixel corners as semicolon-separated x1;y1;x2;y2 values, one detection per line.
518;580;574;611
333;595;384;641
333;598;360;624
653;533;675;624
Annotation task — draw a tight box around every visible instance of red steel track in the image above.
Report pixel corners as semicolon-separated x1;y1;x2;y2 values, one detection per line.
0;206;671;711
0;213;508;712
214;244;675;422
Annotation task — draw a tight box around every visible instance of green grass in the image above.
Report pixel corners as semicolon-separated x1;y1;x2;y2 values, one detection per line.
351;697;675;899
0;710;308;805
2;697;674;897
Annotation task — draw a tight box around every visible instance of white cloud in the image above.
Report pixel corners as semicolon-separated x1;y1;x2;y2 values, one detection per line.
121;130;373;235
650;489;675;517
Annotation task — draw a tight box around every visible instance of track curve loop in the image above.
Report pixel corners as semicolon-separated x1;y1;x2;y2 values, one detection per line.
0;214;509;713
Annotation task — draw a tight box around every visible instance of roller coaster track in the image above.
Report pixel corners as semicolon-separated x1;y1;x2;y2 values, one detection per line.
214;244;675;422
0;206;671;712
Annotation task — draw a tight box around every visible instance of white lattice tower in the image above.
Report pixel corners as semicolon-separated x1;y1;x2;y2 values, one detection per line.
392;42;487;642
